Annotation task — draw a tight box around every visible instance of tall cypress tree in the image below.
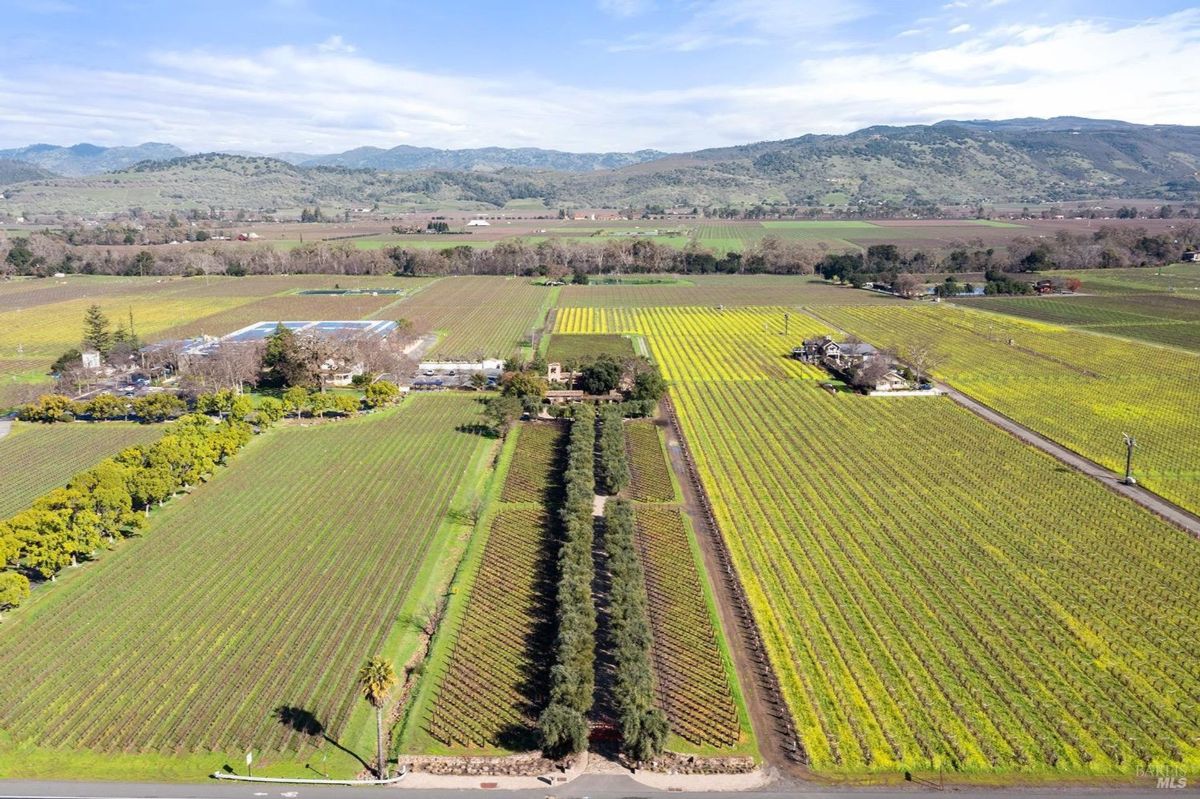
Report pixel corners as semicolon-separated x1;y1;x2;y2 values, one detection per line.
81;304;113;356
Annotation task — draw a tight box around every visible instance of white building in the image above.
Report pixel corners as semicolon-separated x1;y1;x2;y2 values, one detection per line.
465;219;490;227
320;358;365;387
81;350;102;370
418;358;504;376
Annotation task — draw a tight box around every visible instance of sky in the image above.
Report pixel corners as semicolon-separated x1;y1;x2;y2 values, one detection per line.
0;0;1196;154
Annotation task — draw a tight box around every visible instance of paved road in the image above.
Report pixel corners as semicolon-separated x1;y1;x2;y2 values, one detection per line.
943;384;1200;539
0;775;1182;799
0;419;11;440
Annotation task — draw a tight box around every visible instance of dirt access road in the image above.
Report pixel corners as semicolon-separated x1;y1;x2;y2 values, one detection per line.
656;404;807;780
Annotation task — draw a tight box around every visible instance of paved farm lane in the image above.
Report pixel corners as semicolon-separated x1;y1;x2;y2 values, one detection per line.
0;419;11;440
943;383;1200;539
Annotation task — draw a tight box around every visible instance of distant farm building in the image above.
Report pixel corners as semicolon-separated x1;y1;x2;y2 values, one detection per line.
319;358;364;387
80;350;102;370
793;335;917;394
868;370;910;393
414;358;504;389
547;362;574;384
793;336;879;370
465;219;490;227
418;358;504;376
1183;250;1200;263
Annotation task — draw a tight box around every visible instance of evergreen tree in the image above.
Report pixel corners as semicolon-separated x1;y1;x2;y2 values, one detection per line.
82;304;113;356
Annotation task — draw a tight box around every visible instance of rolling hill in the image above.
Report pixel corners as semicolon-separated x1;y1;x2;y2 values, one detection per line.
294;144;669;172
0;160;57;185
0;143;186;177
1;119;1197;214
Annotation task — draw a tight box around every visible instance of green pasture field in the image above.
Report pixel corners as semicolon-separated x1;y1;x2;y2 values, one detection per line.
0;395;497;780
543;333;636;363
954;291;1200;351
1050;264;1200;295
0;421;164;518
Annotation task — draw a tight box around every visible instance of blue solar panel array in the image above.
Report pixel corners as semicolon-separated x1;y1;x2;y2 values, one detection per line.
222;320;397;343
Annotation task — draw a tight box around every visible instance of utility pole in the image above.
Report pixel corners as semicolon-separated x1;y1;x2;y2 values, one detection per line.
784;312;790;337
1122;433;1137;485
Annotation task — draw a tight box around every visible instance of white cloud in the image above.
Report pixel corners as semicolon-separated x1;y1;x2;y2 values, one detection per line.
605;0;868;51
0;11;1196;153
949;23;972;33
316;35;355;54
597;0;652;17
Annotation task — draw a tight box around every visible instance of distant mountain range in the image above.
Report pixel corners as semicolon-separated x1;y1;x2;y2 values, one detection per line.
1;118;1197;213
0;142;186;177
282;145;670;172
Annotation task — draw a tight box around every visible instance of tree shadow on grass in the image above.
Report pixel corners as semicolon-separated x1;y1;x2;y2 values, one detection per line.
274;705;372;772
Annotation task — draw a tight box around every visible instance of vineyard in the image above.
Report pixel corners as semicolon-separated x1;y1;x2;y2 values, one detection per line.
390;276;555;358
499;421;567;503
0;421;163;517
956;293;1200;351
421;507;552;751
618;410;749;755
625;420;677;503
555;306;831;382
0;294;255;358
0;275;177;313
0;396;493;759
670;378;1200;775
634;505;746;752
408;420;564;753
557;274;889;309
813;304;1200;516
0;274;439;407
558;294;1200;776
159;292;406;340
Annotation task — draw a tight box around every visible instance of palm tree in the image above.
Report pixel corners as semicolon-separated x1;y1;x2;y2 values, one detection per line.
357;656;397;779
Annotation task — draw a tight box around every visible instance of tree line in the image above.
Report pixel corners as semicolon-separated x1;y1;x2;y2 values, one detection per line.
598;404;630;495
0;415;254;612
4;222;1197;281
604;499;669;761
530;403;669;762
43;304;411;407
2;381;407;613
538;404;598;757
18;381;401;425
597;406;668;761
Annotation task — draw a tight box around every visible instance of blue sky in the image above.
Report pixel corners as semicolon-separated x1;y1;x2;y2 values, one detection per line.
0;0;1196;153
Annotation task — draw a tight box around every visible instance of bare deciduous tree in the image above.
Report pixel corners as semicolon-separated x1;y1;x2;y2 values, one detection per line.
902;338;945;385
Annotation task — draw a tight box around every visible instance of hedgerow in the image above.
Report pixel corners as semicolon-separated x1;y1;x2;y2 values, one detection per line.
538;404;597;757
